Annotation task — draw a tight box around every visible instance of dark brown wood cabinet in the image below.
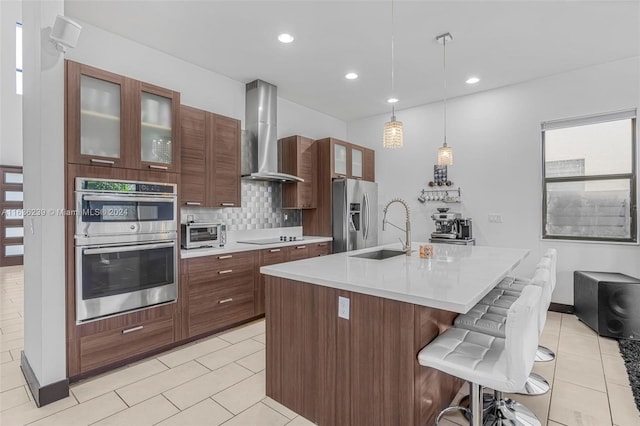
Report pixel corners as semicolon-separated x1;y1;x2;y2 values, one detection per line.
179;106;207;206
254;241;332;315
304;138;375;236
309;241;332;257
65;60;180;173
363;147;375;182
79;316;174;373
255;247;289;315
266;277;463;426
179;107;241;208
288;244;311;261
185;251;256;338
209;113;241;208
280;136;317;209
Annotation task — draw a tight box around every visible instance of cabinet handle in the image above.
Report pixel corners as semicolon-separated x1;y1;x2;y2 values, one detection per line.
185;201;202;206
302;204;310;207
90;158;115;165
318;244;327;247
122;325;144;334
220;203;235;207
149;164;168;170
219;269;233;274
295;246;307;249
269;249;281;253
218;298;233;304
218;255;233;259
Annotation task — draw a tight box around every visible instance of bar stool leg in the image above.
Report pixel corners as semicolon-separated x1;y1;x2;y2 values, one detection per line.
469;382;484;426
535;345;555;362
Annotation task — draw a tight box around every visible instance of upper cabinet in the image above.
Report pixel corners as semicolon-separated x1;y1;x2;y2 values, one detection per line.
180;106;207;206
139;83;180;172
180;107;241;208
317;138;375;182
362;147;375;182
209;113;241;208
66;61;180;172
280;136;317;209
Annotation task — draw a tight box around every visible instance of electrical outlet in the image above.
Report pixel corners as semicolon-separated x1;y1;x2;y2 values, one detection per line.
338;296;350;320
488;214;503;223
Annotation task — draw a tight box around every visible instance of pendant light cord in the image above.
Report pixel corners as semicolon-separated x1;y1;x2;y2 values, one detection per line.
391;0;395;98
443;36;447;147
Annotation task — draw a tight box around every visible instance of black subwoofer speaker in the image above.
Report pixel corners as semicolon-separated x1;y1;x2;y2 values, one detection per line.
574;271;640;340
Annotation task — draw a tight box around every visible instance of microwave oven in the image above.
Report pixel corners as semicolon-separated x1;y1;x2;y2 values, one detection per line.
181;223;226;249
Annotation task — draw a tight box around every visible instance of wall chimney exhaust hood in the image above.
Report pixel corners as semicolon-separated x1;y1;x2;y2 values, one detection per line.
241;80;304;183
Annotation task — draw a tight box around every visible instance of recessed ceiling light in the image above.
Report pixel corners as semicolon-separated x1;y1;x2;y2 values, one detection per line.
345;72;358;80
466;76;480;84
386;97;399;104
278;33;294;43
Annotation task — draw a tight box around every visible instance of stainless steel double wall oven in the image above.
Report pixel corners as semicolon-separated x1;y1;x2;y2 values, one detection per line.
75;178;178;322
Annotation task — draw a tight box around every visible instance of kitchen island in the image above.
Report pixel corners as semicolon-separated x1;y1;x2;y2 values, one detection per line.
261;243;529;426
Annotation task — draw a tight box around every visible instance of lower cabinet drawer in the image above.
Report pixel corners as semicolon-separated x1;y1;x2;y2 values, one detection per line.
79;318;174;373
309;242;331;257
187;270;255;337
288;244;310;261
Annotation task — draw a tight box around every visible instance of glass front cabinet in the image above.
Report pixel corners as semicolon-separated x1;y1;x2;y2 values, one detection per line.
66;61;180;172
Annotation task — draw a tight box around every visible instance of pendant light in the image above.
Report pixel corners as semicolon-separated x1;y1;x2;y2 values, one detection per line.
383;0;403;148
436;32;453;166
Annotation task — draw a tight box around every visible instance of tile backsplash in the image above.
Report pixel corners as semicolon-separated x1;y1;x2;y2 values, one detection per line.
181;181;301;231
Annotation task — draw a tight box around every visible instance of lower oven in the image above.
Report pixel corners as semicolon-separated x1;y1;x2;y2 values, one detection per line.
76;238;177;322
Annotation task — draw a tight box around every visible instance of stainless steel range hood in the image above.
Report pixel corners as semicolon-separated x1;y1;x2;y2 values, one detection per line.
241;80;304;182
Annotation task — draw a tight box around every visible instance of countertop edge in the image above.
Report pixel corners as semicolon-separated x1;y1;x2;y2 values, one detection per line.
180;236;333;258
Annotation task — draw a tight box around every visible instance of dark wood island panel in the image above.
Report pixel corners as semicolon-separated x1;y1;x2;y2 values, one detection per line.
265;276;464;426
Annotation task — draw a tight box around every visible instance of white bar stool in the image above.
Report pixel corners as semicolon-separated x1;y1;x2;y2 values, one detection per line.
456;268;552;397
418;286;543;426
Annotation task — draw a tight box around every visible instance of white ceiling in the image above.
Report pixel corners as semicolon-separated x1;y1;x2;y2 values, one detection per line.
65;1;640;122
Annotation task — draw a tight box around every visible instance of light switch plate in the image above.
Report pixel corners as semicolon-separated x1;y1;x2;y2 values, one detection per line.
488;213;503;223
338;296;350;320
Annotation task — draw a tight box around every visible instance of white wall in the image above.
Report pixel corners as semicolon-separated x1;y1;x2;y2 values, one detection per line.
347;57;640;305
0;0;23;166
65;20;347;140
22;0;66;387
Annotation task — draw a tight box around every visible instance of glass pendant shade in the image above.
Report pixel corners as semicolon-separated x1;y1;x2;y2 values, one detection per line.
437;144;453;166
383;117;404;148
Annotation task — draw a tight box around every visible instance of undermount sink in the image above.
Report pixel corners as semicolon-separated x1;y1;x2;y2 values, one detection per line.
349;249;407;260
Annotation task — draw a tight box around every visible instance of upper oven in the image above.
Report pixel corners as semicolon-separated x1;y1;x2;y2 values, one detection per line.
75;178;177;245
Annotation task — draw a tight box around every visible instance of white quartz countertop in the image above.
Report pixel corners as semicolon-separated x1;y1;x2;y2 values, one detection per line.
180;236;333;259
260;242;530;313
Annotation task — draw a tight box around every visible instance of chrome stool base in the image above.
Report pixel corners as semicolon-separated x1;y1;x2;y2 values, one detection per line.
485;397;541;426
435;406;470;425
517;372;550;396
535;345;555;362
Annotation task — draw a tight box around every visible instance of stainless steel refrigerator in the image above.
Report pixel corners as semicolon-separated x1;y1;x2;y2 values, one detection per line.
332;178;378;253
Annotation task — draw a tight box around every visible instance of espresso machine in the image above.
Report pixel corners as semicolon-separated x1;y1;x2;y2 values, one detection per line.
430;208;475;245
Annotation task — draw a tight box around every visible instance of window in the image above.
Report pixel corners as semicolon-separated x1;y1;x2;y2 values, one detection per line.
542;110;637;242
16;22;22;95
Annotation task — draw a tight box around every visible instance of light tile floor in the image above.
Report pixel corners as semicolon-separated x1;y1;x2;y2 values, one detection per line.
1;265;639;426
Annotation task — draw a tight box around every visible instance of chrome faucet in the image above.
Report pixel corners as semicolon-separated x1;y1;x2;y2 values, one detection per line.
382;198;411;255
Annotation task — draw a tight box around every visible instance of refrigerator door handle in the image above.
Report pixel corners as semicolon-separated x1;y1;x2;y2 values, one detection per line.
363;192;369;241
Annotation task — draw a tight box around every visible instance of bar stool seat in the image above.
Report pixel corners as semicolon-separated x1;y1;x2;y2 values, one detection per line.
495;276;531;292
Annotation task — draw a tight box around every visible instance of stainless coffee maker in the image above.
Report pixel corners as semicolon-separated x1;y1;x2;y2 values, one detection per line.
430;208;462;239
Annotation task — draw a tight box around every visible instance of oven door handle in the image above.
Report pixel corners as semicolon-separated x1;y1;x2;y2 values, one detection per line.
83;242;175;255
82;195;175;203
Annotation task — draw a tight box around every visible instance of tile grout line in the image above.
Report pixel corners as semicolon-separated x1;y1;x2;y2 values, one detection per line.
598;333;616;426
544;312;562;425
70;360;171;404
162;362;256;412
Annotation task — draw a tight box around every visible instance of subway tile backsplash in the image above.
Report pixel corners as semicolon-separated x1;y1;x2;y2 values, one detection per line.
181;181;301;231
